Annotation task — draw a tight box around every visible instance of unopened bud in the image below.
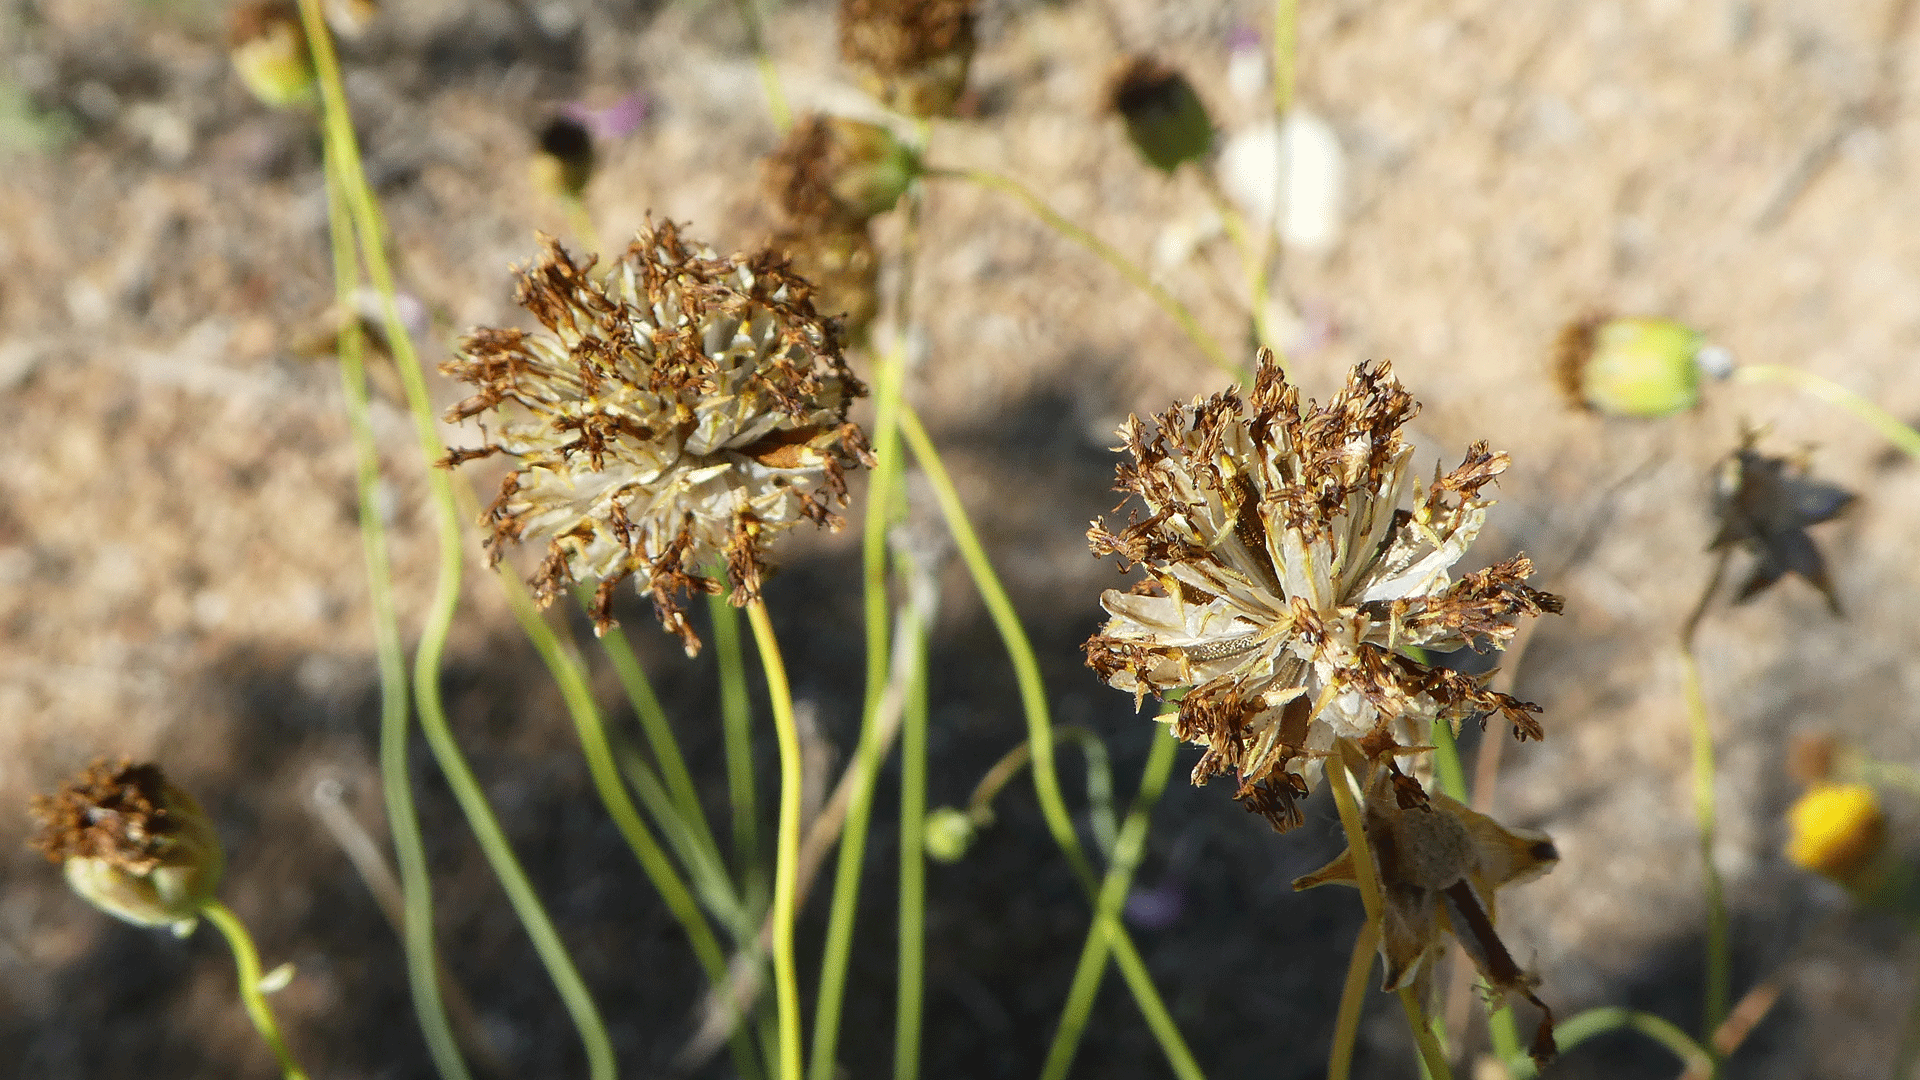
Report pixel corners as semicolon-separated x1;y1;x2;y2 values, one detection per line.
1109;57;1214;174
30;760;225;930
1554;315;1706;417
1786;782;1885;888
922;806;976;863
228;1;316;110
531;115;596;200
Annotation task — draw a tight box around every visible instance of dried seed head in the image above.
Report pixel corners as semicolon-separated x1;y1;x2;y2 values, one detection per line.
228;0;315;110
531;114;596;200
1553;315;1704;417
1085;351;1562;830
1108;57;1214;174
838;0;975;118
764;224;880;343
443;221;873;654
762;114;918;230
29;759;225;929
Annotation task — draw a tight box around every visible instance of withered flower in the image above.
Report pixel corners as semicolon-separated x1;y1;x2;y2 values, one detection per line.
531;114;596;200
838;0;975;118
1295;763;1559;1064
1709;433;1854;614
29;759;225;930
762;114;917;230
443;221;872;654
228;0;315;110
764;224;881;343
1085;351;1562;829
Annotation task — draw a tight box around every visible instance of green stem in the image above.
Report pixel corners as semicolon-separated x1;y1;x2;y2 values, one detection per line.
747;599;806;1080
1503;1007;1711;1078
203;901;310;1080
894;568;932;1080
1399;988;1453;1080
1271;0;1297;118
599;621;727;883
1430;718;1468;804
1731;363;1920;462
1329;921;1380;1080
1037;726;1183;1080
1680;645;1730;1053
728;0;791;131
300;5;615;1075
926;166;1245;382
709;592;765;894
899;403;1204;1080
319;141;471;1080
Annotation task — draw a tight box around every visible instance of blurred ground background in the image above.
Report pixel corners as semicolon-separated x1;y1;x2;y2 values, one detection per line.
4;0;1920;1076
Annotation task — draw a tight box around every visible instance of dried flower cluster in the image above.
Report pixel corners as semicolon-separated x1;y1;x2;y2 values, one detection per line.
1710;432;1854;614
838;0;975;118
29;759;225;928
1085;352;1562;830
444;221;872;654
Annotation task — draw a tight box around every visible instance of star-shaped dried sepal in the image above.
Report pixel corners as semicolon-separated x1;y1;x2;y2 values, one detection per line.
1295;764;1559;1065
1084;352;1562;830
1710;434;1854;614
443;220;873;655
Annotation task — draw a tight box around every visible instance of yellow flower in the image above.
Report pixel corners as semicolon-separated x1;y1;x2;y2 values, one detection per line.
1085;351;1561;829
1786;782;1885;885
443;221;872;654
29;760;225;930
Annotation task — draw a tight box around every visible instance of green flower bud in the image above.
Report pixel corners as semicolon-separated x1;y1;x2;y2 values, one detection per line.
763;115;918;229
29;760;225;931
1555;315;1705;417
1110;57;1214;175
228;1;316;110
530;115;596;200
922;806;977;864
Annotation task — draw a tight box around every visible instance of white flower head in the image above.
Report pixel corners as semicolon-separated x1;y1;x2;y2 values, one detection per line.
444;221;872;655
1085;351;1561;829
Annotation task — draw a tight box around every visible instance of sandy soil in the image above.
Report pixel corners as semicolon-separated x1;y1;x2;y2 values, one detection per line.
4;0;1919;1077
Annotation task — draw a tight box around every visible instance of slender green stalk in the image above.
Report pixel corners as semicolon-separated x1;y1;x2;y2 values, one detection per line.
1038;727;1184;1080
1503;1007;1711;1079
1731;363;1920;462
203;901;311;1080
1399;988;1453;1080
1271;0;1298;118
708;592;765;891
320;143;472;1080
899;403;1204;1079
599;622;726;877
926;166;1244;382
746;599;805;1080
1680;646;1729;1051
300;5;615;1075
1487;1002;1524;1066
1430;718;1468;804
962;728;1118;859
808;337;910;1080
727;0;791;130
893;573;932;1080
1191;166;1274;355
1329;921;1380;1080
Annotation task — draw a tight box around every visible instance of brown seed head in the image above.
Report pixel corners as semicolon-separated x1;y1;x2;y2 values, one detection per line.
442;220;873;655
838;0;975;117
1085;351;1562;830
762;114;917;230
29;759;225;927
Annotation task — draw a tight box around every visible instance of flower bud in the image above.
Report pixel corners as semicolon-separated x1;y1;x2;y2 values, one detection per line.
1554;315;1706;417
922;806;977;863
838;0;975;118
228;0;316;110
29;760;225;930
764;115;917;229
530;114;596;200
1109;57;1215;174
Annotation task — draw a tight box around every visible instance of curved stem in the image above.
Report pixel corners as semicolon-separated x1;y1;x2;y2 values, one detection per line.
599;622;726;880
1731;363;1920;463
899;403;1204;1079
1329;921;1380;1080
300;6;615;1075
894;571;931;1080
709;593;765;894
1038;726;1188;1080
1555;1007;1712;1076
203;901;310;1080
925;166;1245;382
318;139;472;1080
1399;988;1453;1080
747;599;806;1080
